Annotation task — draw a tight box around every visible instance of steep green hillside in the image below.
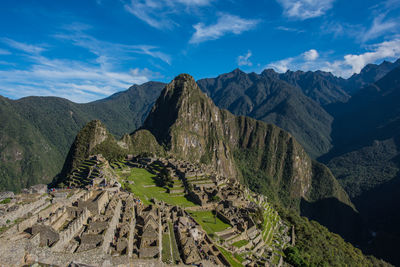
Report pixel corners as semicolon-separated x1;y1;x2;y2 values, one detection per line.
197;69;334;158
322;66;400;265
0;96;62;191
0;82;164;192
327;138;400;198
279;70;349;105
325;66;400;193
280;208;390;267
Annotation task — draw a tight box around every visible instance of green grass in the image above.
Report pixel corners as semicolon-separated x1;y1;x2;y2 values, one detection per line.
234;253;247;263
121;168;196;207
188;210;231;235
217;246;243;267
162;233;172;263
0;198;11;204
232;239;249;248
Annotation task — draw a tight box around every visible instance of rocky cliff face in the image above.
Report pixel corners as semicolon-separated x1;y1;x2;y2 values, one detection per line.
140;74;352;208
197;69;334;158
227;116;313;201
142;74;238;179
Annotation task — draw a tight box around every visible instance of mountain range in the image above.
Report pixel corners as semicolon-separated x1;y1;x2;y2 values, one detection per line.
55;73;386;266
1;58;400;264
0;82;164;191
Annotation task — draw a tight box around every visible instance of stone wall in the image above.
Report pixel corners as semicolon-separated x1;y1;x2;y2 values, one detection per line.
216;211;231;225
32;224;60;247
51;209;69;231
79;191;109;215
128;205;136;258
80;190;93;202
52;207;90;251
0;196;47;226
44;207;65;226
101;199;122;253
96;191;109;214
38;203;61;219
17;215;38;232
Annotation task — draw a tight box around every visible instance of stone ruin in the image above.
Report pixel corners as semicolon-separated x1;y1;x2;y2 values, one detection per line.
0;154;291;266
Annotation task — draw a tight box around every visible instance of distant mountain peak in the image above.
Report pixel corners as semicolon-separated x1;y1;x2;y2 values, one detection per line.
346;58;400;94
261;68;278;75
261;68;279;80
232;67;244;74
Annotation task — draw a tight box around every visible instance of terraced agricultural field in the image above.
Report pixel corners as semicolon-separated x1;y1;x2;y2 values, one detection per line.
188;210;231;235
119;167;196;207
66;159;99;187
232;239;249;248
217;246;243;267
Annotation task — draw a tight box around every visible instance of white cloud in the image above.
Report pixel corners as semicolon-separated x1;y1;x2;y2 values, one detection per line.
267;58;294;73
124;0;212;29
0;48;10;55
362;14;399;42
275;26;304;33
303;49;319;61
190;14;260;44
0;59;152;103
267;49;320;73
276;0;335;20
321;21;363;39
174;0;211;5
0;35;163;103
54;28;171;65
342;38;400;73
237;50;253;66
1;38;46;54
125;0;171;29
321;39;400;76
266;39;400;77
321;1;400;42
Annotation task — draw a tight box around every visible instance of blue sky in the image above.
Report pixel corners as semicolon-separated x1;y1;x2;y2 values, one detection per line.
0;0;400;102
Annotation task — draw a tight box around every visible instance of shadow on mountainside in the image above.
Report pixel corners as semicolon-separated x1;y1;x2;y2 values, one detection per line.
352;169;400;266
300;197;368;246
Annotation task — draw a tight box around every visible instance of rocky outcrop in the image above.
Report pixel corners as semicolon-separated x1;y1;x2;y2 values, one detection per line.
139;74;352;208
58;120;129;179
129;129;165;157
141;74;238;180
